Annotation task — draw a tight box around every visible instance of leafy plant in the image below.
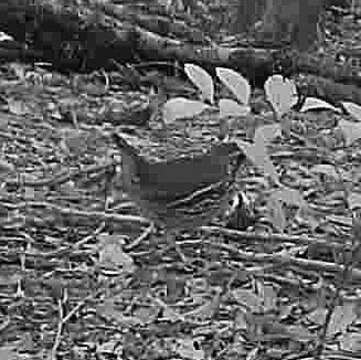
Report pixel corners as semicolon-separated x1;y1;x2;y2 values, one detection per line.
164;58;361;358
161;97;212;124
176;64;287;184
218;98;251;119
264;74;298;119
162;63;252;127
341;101;361;121
216;67;251;105
184;63;214;104
338;118;361;146
300;97;340;113
163;64;361;235
215;67;252;120
264;74;299;138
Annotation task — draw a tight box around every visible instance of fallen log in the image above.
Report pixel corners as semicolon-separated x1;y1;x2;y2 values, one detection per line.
0;0;359;102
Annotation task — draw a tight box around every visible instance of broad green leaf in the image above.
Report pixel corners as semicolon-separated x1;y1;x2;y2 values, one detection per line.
300;97;340;113
216;67;251;105
341;101;361;121
162;97;210;124
219;98;251;118
184;63;214;104
264;75;298;118
338;119;361;146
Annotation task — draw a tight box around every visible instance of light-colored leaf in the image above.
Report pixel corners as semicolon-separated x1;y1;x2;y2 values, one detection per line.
267;198;286;233
231;288;263;311
184;63;214;104
0;273;21;286
348;192;361;210
300;97;341;113
24;186;35;200
341;101;361;121
97;234;135;273
219;98;251;118
0;32;14;42
8;99;29;116
254;124;281;147
0;159;14;176
60;129;87;156
216;67;251;105
338;119;361;146
233;139;254;154
252;149;279;184
97;297;145;325
98;340;119;353
233;308;248;330
0;346;17;360
328;304;357;335
325;214;352;227
264;75;298;118
133;306;158;324
257;283;278;311
162;97;210;124
176;338;205;360
310;164;339;179
184;287;222;320
235;139;280;184
340;332;361;352
270;187;306;207
9;62;26;81
25;71;42;85
287;325;315;342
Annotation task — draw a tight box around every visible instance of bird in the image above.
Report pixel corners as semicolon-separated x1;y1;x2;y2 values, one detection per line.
112;133;246;261
224;191;256;231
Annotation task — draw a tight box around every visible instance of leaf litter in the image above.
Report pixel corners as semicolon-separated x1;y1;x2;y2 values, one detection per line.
1;29;361;360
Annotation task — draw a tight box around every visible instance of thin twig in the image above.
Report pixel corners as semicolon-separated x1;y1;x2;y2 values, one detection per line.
124;223;155;250
51;299;64;360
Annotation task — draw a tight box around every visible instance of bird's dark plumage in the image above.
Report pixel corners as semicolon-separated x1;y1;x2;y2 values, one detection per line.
112;132;246;246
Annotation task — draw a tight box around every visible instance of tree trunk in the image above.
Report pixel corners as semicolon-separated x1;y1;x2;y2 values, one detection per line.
234;0;351;50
